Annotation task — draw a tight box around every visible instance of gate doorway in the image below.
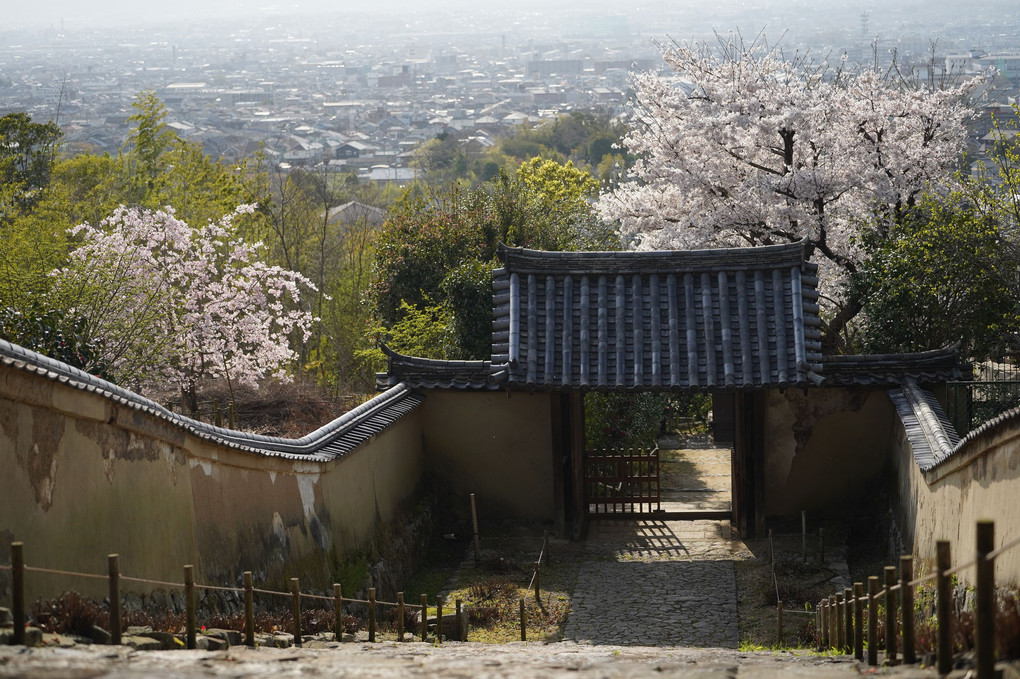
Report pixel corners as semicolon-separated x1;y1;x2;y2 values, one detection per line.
584;446;662;517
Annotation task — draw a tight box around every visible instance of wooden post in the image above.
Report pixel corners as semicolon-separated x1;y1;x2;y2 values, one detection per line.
520;598;526;642
368;587;377;642
828;595;837;650
533;562;541;601
291;577;302;647
334;584;343;642
867;576;879;666
936;541;952;676
243;571;255;647
884;566;897;664
470;493;481;567
228;400;236;429
854;582;864;661
11;542;24;646
420;594;428;642
900;557;915;665
184;565;196;650
815;603;822;650
835;593;844;653
108;554;121;645
776;600;783;647
844;587;853;654
975;521;995;679
455;598;463;642
820;599;829;649
397;592;405;642
801;510;807;563
436;595;443;643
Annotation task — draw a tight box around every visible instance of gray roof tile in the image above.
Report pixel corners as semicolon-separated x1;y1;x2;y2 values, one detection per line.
0;339;422;460
492;242;822;391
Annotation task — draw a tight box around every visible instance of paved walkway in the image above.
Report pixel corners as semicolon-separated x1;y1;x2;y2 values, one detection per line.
564;518;750;648
566;439;746;648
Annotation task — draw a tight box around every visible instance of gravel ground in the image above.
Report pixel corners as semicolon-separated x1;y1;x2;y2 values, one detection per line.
0;641;949;678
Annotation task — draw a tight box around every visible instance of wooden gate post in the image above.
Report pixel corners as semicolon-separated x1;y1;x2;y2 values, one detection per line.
936;541;952;676
884;566;898;664
11;542;24;646
975;521;995;679
108;554;121;645
900;557;915;665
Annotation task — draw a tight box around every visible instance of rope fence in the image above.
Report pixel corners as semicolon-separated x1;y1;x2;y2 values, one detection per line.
0;542;461;648
812;519;1016;679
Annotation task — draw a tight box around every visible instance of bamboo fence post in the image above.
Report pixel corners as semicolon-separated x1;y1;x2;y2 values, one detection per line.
936;540;952;676
334;584;343;641
436;595;443;643
420;595;428;641
835;593;844;652
843;587;853;654
108;554;121;645
291;578;302;647
397;592;405;642
900;557;915;665
853;582;864;661
184;565;196;650
368;587;377;642
884;566;898;664
976;521;995;679
520;598;526;642
11;542;24;646
243;571;255;647
867;576;879;666
776;600;783;647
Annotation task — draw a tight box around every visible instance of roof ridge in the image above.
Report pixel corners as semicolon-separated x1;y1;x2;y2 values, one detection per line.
0;339;422;461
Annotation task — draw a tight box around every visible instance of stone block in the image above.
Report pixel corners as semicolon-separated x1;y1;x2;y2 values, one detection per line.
0;608;11;626
90;626;111;645
123;635;163;651
138;631;178;649
205;628;241;646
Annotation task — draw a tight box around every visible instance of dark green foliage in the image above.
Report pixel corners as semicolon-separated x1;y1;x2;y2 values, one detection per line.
0;112;62;215
584;392;670;449
849;195;1019;359
371;166;618;359
0;305;111;379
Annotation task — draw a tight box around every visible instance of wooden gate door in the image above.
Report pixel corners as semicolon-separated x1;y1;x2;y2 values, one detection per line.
584;447;662;516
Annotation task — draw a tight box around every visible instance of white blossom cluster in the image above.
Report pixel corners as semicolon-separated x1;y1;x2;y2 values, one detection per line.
600;36;983;284
50;204;316;396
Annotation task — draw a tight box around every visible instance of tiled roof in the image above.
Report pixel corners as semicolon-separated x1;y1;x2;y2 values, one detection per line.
376;345;503;391
491;242;823;391
0;339;423;461
888;379;960;471
819;346;969;387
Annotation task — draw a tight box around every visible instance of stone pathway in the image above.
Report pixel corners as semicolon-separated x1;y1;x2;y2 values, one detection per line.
564;518;752;648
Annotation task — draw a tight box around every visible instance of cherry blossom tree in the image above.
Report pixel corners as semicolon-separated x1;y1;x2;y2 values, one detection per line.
50;205;315;409
600;34;983;348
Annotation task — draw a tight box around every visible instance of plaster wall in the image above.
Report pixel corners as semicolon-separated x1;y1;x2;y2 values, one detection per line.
893;415;1020;585
764;387;896;517
420;391;555;521
0;363;426;602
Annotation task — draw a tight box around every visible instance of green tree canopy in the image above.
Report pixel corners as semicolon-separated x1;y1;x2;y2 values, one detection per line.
371;161;618;360
849;195;1019;359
